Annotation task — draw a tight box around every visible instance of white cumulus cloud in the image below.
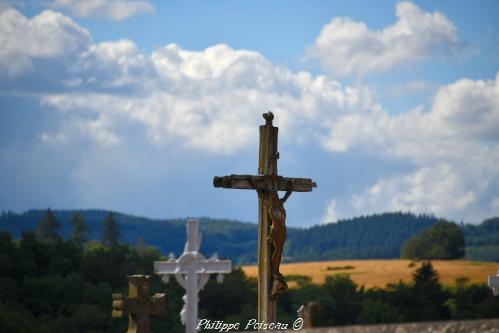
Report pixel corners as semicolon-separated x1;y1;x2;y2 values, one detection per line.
42;42;374;153
0;8;90;75
323;73;499;223
50;0;154;20
307;1;459;76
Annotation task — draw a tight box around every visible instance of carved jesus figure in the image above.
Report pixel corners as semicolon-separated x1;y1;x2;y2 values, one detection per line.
251;177;293;299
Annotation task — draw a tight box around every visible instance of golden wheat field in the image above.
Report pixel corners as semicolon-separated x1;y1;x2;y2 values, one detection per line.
241;260;499;289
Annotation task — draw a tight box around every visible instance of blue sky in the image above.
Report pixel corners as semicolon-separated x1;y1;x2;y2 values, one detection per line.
0;0;498;227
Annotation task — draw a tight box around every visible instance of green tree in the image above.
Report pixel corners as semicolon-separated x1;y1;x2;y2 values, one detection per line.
101;212;120;248
322;274;361;325
412;261;450;320
356;299;402;324
69;212;90;247
401;220;465;260
35;208;61;242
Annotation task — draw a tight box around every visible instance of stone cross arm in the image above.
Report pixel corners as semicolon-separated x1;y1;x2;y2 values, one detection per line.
112;293;166;316
154;259;231;274
213;174;317;192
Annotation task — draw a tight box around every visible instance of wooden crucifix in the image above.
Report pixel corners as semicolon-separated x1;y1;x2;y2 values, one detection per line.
213;111;316;324
112;275;166;333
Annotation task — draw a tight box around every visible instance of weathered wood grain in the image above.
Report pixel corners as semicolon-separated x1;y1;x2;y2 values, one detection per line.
213;175;317;192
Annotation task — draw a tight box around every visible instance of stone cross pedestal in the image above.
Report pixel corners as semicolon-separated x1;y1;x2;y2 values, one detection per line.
488;270;499;296
296;302;323;328
213;112;316;324
154;219;232;333
112;275;166;333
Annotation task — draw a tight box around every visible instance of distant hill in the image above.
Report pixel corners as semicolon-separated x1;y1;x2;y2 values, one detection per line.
0;209;259;264
286;213;438;261
1;210;498;263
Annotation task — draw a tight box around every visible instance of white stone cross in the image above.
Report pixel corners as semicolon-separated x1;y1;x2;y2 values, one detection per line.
488;270;499;296
154;219;232;333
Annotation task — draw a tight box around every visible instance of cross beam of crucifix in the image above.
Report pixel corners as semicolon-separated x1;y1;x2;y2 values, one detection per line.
214;175;316;192
213;111;316;325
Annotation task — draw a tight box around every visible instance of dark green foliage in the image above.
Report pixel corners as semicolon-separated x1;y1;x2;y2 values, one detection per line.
101;212;121;248
464;218;499;261
465;245;499;262
401;221;465;260
356;299;402;324
200;268;257;321
287;212;438;261
0;230;173;332
69;211;90;247
285;274;312;287
0;305;49;333
322;274;362;325
411;262;450;320
451;284;499;319
35;208;61;242
1;230;499;331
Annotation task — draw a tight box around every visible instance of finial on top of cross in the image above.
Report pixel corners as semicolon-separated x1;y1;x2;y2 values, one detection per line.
263;111;274;125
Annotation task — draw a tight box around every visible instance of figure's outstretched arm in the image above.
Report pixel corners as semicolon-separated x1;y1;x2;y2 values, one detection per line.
280;190;292;204
280;179;295;204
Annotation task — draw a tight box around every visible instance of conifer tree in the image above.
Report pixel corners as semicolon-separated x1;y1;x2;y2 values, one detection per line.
35;208;61;242
102;212;121;247
69;211;90;247
412;261;450;320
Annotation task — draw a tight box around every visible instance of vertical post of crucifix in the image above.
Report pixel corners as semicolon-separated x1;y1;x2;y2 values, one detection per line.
213;112;317;325
258;111;278;323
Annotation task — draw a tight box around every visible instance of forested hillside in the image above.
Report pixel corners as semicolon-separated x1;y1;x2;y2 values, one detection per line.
0;210;258;263
463;217;499;262
286;213;437;261
1;210;498;263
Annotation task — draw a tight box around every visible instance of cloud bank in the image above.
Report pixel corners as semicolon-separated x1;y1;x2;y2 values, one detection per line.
1;5;497;225
323;74;499;223
307;1;460;76
0;8;90;75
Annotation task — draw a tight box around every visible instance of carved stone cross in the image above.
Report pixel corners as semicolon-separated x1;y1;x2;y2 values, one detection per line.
112;275;166;333
489;270;499;296
213;112;316;324
154;219;232;333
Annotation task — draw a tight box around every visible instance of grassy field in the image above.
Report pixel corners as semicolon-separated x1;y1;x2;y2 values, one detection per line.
241;260;499;289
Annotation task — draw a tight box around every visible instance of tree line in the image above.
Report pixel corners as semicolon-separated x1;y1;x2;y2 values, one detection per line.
34;208;121;248
1;210;498;332
1;210;451;263
2;209;499;263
